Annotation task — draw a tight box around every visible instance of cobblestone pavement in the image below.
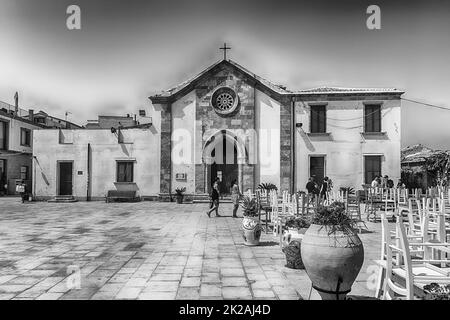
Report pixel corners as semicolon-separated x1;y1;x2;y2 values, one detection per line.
0;198;382;300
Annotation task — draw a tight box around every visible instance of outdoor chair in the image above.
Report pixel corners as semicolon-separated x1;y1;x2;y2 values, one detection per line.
382;217;450;300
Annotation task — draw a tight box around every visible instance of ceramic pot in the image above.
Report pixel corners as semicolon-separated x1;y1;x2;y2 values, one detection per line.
242;217;262;246
176;195;183;204
301;224;364;300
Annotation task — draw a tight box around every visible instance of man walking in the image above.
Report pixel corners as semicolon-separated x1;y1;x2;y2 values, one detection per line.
206;178;221;218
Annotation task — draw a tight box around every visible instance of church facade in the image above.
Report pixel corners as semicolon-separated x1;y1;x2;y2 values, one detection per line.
32;59;403;201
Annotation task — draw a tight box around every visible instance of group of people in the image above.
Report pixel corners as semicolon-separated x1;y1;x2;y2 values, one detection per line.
371;175;405;189
206;178;241;218
206;174;406;218
305;176;332;201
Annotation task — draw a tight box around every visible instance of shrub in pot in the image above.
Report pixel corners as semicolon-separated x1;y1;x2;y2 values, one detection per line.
284;216;311;236
240;196;262;246
174;187;186;204
301;201;364;300
257;182;278;192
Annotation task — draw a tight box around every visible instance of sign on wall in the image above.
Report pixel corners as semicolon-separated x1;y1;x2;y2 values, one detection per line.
175;173;187;181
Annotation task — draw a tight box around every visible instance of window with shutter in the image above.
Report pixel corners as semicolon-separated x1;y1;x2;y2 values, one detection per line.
310;105;326;133
116;161;134;183
364;104;381;133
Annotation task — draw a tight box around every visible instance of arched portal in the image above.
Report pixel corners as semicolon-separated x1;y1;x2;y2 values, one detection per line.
202;130;247;195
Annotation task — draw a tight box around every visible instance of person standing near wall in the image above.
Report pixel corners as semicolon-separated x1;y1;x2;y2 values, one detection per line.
371;176;379;188
16;180;27;203
319;176;329;202
230;179;242;218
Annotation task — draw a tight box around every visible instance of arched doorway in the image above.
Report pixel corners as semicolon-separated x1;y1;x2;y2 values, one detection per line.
203;130;246;195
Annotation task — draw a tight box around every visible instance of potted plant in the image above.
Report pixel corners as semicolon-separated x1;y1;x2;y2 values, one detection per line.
300;201;364;300
174;187;186;204
240;196;262;246
423;283;450;300
284;216;311;236
257;182;278;192
339;186;355;195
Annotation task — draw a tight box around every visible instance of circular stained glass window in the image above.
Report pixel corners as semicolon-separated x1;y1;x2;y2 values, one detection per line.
211;87;239;115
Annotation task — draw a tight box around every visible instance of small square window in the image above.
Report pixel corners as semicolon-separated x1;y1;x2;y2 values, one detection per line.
116;161;134;183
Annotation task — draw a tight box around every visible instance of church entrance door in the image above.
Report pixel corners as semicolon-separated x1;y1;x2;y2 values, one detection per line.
209;132;238;196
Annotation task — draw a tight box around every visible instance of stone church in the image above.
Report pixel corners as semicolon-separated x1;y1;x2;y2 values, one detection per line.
32;57;403;201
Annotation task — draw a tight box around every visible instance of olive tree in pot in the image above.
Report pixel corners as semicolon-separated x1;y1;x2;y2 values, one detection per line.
174;187;186;204
301;201;364;300
241;196;262;246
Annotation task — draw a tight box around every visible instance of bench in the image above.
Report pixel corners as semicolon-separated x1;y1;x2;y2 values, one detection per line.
105;190;140;203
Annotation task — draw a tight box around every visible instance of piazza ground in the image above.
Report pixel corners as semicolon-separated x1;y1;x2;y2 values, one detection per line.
0;198;382;300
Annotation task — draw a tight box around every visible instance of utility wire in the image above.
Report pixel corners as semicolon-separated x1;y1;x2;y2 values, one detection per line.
401;97;450;111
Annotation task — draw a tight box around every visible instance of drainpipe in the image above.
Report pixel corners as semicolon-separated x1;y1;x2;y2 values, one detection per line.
291;97;296;194
86;143;91;201
32;156;36;200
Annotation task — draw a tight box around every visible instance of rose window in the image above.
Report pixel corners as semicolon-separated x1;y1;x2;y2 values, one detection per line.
211;87;239;115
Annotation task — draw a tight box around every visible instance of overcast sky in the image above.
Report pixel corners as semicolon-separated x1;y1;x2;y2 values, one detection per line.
1;0;449;149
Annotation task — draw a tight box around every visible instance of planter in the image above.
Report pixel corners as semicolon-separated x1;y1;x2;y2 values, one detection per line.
282;239;304;269
175;195;184;204
242;217;262;246
288;227;308;235
301;224;364;300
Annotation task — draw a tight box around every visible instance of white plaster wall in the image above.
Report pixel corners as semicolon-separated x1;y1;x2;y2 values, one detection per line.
255;89;281;188
33;128;160;199
295;98;401;191
170;91;196;194
0;114;40;154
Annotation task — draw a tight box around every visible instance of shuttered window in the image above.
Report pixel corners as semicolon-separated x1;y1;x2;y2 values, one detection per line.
364;104;381;133
116;161;134;183
310;105;326;133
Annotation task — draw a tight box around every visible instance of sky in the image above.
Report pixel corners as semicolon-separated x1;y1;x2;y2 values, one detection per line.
0;0;450;149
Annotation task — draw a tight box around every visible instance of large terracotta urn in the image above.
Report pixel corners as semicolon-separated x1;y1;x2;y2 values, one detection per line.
242;217;262;246
301;224;364;300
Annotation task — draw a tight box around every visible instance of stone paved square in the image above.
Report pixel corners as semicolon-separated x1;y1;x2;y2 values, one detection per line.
0;198;382;300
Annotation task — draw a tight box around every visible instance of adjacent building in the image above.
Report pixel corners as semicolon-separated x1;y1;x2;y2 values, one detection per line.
32;59;403;201
0;100;81;196
0;103;43;195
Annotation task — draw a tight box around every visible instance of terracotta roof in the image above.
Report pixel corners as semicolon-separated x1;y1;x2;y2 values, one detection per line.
297;86;404;94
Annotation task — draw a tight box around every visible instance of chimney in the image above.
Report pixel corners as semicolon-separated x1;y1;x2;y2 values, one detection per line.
29;109;34;123
14;92;19;116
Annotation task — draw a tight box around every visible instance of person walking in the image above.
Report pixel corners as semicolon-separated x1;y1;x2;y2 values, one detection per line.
206;178;221;218
230;179;241;218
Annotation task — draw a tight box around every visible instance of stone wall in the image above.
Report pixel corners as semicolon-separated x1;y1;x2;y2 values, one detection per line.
195;64;257;193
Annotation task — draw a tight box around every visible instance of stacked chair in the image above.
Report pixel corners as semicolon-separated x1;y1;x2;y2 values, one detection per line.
375;191;450;300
